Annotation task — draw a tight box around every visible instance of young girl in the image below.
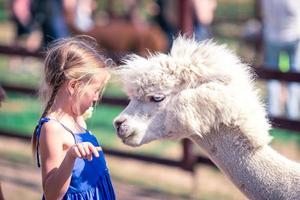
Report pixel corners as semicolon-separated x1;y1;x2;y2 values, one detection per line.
32;36;115;200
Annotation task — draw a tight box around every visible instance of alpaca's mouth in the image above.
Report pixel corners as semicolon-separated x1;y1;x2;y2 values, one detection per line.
121;133;135;143
122;134;141;147
115;122;142;146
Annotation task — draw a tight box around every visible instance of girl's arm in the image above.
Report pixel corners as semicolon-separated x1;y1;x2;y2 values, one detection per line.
39;121;75;200
39;121;101;200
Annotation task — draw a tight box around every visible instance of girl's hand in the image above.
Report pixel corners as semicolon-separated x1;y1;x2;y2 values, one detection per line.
67;142;102;161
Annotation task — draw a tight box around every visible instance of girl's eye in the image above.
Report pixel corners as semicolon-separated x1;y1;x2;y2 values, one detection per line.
150;94;165;102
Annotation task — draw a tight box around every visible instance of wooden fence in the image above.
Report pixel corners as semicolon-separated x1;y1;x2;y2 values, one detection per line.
1;43;300;172
1;0;300;172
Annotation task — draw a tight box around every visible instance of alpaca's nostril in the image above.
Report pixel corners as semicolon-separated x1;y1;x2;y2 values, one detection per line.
114;117;129;138
114;116;127;130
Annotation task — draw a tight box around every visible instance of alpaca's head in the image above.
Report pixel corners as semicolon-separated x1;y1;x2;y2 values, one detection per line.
113;36;270;147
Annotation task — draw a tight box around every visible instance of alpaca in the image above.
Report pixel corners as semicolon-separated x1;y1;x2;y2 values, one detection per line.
64;6;168;56
113;36;300;200
68;19;168;56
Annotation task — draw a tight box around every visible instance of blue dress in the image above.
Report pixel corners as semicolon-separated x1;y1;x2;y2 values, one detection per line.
35;117;116;200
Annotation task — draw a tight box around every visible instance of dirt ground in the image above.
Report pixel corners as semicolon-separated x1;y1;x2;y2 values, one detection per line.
0;135;299;200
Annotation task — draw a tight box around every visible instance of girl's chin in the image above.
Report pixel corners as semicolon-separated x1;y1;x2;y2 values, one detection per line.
82;107;94;119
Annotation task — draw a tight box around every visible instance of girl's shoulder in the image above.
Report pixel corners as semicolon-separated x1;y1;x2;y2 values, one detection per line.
39;119;75;148
41;119;64;136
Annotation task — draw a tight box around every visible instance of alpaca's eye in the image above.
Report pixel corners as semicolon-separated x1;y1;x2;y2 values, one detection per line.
150;94;165;102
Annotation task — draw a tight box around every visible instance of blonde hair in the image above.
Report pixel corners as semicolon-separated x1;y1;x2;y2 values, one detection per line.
32;35;110;155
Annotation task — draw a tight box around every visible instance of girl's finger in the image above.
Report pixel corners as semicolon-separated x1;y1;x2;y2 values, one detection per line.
88;144;99;157
87;154;93;161
77;143;87;158
73;146;82;158
82;143;91;155
82;143;92;161
96;146;102;152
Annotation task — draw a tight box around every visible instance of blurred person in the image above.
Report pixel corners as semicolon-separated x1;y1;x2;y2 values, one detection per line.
64;0;95;32
31;36;115;199
10;0;33;45
192;0;217;41
261;0;300;120
10;0;41;51
155;0;179;49
9;0;41;73
74;0;95;31
31;0;70;46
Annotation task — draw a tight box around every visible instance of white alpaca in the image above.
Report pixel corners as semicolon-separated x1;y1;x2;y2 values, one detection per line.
113;36;300;200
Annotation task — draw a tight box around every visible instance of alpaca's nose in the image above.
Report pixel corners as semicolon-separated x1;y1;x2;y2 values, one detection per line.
113;116;126;129
113;116;128;137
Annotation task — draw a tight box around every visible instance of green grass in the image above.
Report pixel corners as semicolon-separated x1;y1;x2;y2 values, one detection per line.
0;92;41;133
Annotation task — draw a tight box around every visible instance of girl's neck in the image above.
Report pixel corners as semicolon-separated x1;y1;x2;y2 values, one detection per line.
46;87;86;132
48;113;86;133
47;110;86;133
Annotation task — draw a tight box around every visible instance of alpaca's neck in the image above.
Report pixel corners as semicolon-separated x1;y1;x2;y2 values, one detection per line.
190;126;300;200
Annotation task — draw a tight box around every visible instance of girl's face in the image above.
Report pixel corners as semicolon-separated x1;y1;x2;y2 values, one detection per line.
76;73;109;116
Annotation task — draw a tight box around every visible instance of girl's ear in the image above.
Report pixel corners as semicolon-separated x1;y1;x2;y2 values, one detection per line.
67;80;77;96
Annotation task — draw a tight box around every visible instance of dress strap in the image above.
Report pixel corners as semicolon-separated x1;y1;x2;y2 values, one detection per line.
48;118;75;135
35;117;50;168
46;118;77;144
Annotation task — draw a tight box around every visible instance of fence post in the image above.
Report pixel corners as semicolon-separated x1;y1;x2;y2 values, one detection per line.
179;0;193;36
178;0;198;172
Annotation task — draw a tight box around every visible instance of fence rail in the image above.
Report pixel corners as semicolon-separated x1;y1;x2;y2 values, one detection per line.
255;67;300;82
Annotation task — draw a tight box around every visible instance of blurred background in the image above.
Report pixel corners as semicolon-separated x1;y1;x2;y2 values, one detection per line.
0;0;300;199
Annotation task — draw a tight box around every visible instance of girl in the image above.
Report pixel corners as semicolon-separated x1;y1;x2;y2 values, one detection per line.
32;36;115;200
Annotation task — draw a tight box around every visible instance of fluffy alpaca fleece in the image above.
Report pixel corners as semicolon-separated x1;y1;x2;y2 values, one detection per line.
115;36;271;148
114;36;300;199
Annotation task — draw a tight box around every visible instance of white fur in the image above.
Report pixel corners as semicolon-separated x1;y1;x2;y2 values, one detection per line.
113;36;300;199
114;36;271;146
